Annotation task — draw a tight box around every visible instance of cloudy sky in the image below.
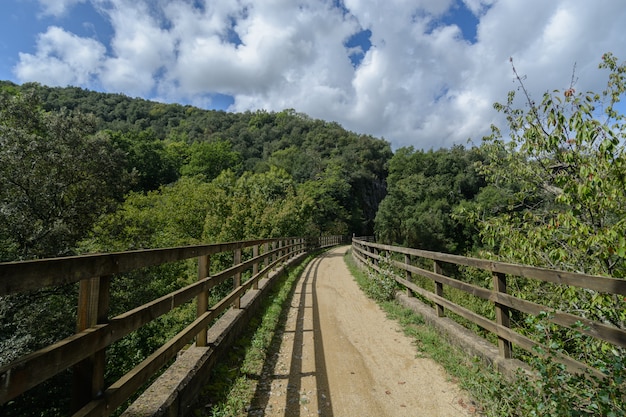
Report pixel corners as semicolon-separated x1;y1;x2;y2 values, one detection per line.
1;0;625;149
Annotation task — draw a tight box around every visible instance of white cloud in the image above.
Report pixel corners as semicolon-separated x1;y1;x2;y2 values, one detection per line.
14;26;105;86
15;0;626;149
98;1;176;95
461;0;495;16
38;0;86;17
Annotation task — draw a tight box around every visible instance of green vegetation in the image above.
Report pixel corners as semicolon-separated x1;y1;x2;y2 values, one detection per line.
356;258;400;302
375;145;486;254
474;54;626;278
370;53;626;416
466;54;626;362
0;91;129;261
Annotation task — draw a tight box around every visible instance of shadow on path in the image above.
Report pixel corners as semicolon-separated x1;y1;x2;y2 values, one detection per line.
248;251;338;416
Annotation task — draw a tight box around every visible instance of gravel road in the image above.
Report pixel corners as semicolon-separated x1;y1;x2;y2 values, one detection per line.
248;245;473;417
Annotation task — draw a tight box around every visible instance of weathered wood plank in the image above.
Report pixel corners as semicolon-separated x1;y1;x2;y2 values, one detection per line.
0;324;108;403
390;255;626;349
72;310;216;417
358;240;626;295
196;255;210;348
433;261;445;318
493;272;512;359
392;259;493;300
490;292;626;349
0;273;218;403
0;236;312;411
395;276;603;378
0;239;282;295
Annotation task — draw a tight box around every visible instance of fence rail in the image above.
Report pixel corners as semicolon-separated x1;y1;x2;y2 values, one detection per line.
0;235;343;416
351;238;626;378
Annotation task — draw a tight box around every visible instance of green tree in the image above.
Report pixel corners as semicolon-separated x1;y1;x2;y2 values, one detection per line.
84;176;216;251
298;162;352;236
180;140;243;180
375;145;486;253
0;90;129;417
203;167;310;242
268;145;322;182
476;54;626;279
0;91;128;261
109;129;180;192
470;54;626;365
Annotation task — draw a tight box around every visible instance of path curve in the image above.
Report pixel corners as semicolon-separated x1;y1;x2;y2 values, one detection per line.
248;246;472;417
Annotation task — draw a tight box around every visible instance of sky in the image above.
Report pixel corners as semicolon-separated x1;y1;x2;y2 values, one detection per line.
1;0;625;150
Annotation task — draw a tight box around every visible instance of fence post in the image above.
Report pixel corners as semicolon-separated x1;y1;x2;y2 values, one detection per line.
72;275;110;411
272;241;277;264
197;255;210;347
405;254;413;297
373;246;379;268
234;248;242;309
252;245;259;290
493;272;512;358
433;261;445;317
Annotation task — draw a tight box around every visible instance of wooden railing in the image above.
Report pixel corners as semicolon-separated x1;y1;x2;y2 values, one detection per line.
0;235;343;416
352;238;626;378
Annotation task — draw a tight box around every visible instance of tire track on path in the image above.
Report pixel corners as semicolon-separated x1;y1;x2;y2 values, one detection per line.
249;246;472;417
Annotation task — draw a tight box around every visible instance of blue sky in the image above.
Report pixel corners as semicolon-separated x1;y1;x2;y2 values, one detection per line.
1;0;625;149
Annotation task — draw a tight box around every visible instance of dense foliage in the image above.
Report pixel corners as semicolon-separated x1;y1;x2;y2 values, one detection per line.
0;91;129;261
457;55;626;415
0;81;391;237
374;145;486;254
465;54;626;327
474;54;626;278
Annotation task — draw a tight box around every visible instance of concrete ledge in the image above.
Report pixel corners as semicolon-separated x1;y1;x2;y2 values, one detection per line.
121;252;309;417
395;291;530;381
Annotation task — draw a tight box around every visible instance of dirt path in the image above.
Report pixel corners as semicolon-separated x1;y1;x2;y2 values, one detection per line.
248;246;472;417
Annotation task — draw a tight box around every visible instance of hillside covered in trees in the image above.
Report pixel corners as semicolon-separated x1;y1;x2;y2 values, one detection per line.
0;80;391;262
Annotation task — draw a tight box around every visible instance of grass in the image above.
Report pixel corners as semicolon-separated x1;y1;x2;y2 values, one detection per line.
192;252;318;417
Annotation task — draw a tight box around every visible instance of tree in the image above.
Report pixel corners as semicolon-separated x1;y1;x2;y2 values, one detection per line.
298;162;352;236
375;145;486;253
477;54;626;278
459;55;626;415
202;167;310;242
180;140;243;180
0;90;130;416
0;90;128;261
268;145;322;182
109;129;180;192
471;54;626;350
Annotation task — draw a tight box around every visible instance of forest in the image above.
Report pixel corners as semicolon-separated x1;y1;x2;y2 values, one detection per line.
1;52;625;416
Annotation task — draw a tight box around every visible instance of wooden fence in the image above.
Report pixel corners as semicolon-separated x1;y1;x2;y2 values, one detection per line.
0;235;343;416
351;238;626;378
